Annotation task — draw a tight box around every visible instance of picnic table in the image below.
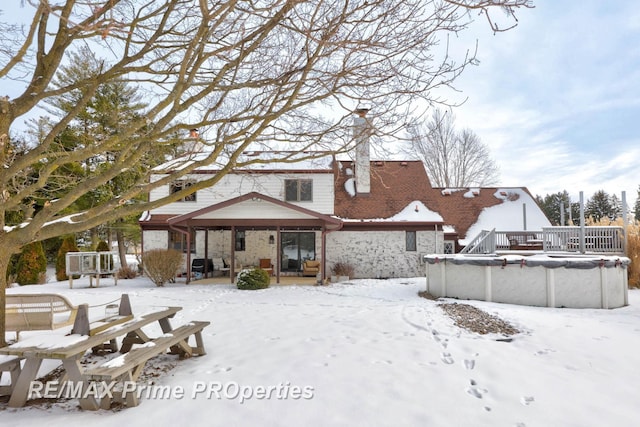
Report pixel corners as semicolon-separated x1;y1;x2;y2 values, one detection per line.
0;300;209;410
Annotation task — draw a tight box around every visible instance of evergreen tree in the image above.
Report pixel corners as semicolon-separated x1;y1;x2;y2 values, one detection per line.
15;242;47;285
585;190;616;223
96;240;114;274
534;191;579;226
56;236;79;281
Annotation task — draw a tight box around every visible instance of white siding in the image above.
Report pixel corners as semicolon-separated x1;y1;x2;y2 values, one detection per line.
195;199;322;220
149;172;334;216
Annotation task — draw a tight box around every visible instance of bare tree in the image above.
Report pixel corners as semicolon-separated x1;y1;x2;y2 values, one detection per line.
408;108;500;187
0;0;531;344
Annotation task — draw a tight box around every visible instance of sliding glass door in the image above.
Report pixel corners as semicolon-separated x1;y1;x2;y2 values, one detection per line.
281;232;316;272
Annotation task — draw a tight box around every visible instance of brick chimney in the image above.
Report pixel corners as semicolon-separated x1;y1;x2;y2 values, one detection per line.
353;107;371;195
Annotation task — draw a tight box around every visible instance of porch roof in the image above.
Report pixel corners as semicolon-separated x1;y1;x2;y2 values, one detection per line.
163;191;343;230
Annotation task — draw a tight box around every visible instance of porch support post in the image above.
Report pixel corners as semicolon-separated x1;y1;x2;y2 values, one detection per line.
204;229;210;277
321;226;326;283
186;226;192;284
276;226;281;284
230;226;236;284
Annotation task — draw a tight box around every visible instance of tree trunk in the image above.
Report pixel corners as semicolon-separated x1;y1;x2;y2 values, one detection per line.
116;228;127;270
0;250;10;347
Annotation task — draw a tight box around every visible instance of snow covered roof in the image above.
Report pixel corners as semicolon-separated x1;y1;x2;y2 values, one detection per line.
459;189;552;245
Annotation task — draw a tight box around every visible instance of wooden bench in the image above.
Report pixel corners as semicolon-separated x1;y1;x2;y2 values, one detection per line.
506;232;543;251
82;320;210;409
6;294;78;340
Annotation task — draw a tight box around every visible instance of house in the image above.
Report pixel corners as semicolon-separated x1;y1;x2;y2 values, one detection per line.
139;111;551;282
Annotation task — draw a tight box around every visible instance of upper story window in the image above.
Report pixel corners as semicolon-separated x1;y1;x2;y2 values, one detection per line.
170;180;196;202
285;179;313;202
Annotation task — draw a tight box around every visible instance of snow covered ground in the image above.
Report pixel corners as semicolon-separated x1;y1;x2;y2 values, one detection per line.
2;274;640;427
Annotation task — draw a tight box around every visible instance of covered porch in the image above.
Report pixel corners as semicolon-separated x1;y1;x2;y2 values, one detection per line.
164;192;343;284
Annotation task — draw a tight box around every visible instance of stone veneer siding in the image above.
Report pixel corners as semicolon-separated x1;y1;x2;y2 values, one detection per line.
144;228;441;278
326;230;442;278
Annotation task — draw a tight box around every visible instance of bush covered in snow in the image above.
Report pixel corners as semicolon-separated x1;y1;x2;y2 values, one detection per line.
237;267;270;290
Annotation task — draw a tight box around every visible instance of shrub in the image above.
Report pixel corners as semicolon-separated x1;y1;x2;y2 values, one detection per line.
96;240;114;273
117;265;138;279
15;241;48;286
331;261;355;278
6;253;20;281
625;224;640;289
588;217;640;288
56;235;79;281
237;267;270;290
142;249;183;286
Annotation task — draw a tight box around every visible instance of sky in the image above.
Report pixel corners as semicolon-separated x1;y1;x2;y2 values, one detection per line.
3;273;639;426
443;1;640;204
1;1;638;206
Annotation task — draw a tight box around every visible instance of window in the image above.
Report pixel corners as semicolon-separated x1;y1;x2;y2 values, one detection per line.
406;231;417;252
280;232;316;272
285;179;312;202
169;230;195;253
170;180;196;202
444;241;455;254
235;230;246;251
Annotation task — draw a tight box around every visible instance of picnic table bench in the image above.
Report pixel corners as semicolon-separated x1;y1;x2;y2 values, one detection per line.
5;293;78;340
0;355;22;397
0;295;209;410
82;321;209;408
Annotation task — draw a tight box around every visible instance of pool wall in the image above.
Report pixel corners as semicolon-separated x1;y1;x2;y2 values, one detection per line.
424;255;630;309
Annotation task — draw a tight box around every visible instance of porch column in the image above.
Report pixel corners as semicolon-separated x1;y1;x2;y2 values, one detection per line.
186;226;192;284
204;229;210;277
230;226;236;284
321;226;326;283
276;226;281;284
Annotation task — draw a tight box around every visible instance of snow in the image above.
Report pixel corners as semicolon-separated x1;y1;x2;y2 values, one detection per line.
3;275;640;427
461;188;552;245
344;177;356;196
388;201;444;222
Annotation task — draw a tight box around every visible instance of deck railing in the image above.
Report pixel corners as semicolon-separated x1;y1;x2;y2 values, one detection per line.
542;226;624;253
460;226;625;255
460;229;496;254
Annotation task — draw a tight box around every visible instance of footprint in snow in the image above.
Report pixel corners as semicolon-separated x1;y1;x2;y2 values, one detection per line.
520;396;535;406
466;379;488;399
463;359;475;370
440;352;454;364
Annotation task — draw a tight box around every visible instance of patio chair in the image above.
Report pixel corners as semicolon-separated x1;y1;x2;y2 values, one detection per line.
259;258;274;276
302;260;320;277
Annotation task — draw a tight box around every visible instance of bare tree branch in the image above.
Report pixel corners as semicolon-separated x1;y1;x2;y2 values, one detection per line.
0;0;531;344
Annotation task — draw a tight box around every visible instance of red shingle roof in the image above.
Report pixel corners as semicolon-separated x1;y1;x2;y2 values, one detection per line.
333;160;539;239
333;160;443;221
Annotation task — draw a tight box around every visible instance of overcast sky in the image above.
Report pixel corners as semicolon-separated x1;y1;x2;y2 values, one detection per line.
3;2;638;205
443;1;639;204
